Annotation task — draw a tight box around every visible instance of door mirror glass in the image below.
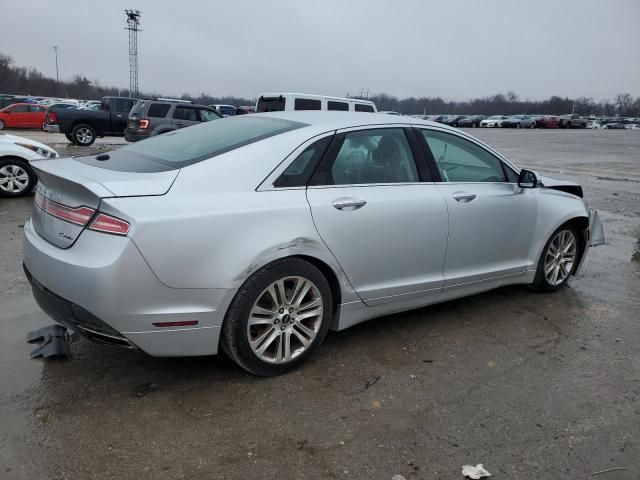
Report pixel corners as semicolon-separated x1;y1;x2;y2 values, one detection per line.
518;169;539;188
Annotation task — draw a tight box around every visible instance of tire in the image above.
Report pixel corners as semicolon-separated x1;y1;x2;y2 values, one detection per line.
0;158;36;197
532;225;581;292
530;121;536;129
474;122;479;128
0;120;5;130
221;258;333;376
71;124;96;146
65;133;73;142
516;123;521;129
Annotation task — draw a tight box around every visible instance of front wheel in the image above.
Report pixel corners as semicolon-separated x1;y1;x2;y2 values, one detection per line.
71;124;96;146
0;158;36;197
221;258;333;376
0;120;5;130
532;226;580;291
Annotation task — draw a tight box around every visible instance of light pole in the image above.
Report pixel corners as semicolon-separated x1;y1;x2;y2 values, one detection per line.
53;46;59;83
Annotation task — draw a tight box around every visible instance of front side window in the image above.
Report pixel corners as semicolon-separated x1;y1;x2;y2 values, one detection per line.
420;130;507;183
173;106;198;121
323;128;418;185
29;105;44;112
199;109;222;122
147;103;171;118
354;104;375;112
294;98;321;111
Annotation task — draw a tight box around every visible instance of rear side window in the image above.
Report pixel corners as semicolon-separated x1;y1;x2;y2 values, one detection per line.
328;101;348;111
147;103;171;118
294;99;321;111
256;96;286;112
29;105;44;112
104;116;307;168
274;136;332;188
354;104;375;112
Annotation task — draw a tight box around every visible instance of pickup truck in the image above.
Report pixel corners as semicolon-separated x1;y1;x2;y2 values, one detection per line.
44;96;137;146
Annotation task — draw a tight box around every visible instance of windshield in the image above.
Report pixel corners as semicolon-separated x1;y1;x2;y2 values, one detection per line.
99;116;306;169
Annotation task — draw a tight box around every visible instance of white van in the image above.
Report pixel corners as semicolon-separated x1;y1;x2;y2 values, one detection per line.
256;93;377;113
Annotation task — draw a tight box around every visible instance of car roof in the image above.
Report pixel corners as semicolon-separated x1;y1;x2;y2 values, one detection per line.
256;111;455;132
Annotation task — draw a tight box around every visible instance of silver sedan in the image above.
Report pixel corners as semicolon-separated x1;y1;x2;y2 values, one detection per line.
23;112;605;375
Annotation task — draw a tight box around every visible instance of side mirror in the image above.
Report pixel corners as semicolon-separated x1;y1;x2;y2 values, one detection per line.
518;169;539;188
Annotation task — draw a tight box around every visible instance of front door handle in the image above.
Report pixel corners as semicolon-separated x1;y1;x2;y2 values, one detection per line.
332;198;367;211
452;192;477;203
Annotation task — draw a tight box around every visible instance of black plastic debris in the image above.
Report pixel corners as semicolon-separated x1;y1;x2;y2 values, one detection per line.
27;325;71;359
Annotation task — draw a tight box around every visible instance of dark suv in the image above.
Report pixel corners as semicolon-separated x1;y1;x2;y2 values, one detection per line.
125;99;222;142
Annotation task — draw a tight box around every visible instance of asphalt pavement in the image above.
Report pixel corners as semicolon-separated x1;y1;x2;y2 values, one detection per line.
1;128;639;480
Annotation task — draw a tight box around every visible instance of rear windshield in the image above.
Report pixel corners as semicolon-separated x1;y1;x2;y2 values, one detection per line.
79;116;306;171
257;96;286;112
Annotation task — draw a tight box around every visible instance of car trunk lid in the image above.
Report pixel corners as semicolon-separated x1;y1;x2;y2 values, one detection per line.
31;157;178;248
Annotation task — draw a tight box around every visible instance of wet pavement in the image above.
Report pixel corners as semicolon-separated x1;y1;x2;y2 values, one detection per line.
1;129;639;479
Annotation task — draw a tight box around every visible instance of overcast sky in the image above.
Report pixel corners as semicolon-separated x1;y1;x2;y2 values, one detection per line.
2;0;639;100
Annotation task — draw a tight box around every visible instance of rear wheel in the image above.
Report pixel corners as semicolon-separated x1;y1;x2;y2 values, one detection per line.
0;158;36;197
71;124;96;146
516;123;521;128
221;258;333;376
532;225;580;291
0;120;5;130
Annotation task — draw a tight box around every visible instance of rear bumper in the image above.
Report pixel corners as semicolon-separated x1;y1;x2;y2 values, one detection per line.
124;129;148;142
23;220;237;356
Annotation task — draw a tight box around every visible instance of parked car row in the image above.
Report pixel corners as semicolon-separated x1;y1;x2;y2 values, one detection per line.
404;112;640;130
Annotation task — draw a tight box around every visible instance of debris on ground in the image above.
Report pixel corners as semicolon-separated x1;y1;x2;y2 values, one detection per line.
462;463;491;479
27;324;71;359
364;376;381;390
591;467;627;476
391;475;407;480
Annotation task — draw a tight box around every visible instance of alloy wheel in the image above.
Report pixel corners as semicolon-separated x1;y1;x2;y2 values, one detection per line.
544;229;577;286
247;276;323;364
76;127;94;144
0;164;30;194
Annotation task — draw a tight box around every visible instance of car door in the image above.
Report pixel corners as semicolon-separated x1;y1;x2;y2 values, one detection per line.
172;106;200;129
7;104;29;127
27;105;45;128
416;127;538;287
306;127;449;306
111;98;135;133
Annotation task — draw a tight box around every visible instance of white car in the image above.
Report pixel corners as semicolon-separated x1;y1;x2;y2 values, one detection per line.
0;133;58;197
480;115;508;128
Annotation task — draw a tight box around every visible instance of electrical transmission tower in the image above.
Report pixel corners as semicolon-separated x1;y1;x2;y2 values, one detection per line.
125;9;141;97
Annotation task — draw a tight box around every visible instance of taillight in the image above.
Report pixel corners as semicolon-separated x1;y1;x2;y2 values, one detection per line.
34;191;95;226
48;111;58;124
138;118;150;129
34;191;130;236
88;213;130;236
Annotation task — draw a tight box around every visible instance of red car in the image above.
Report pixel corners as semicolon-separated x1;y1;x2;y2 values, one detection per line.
0;103;46;130
535;115;560;129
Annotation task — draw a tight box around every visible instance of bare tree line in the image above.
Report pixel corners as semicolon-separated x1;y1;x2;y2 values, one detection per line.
1;52;638;116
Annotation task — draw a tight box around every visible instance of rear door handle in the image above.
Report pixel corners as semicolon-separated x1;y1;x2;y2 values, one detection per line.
452;192;477;203
332;198;367;211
